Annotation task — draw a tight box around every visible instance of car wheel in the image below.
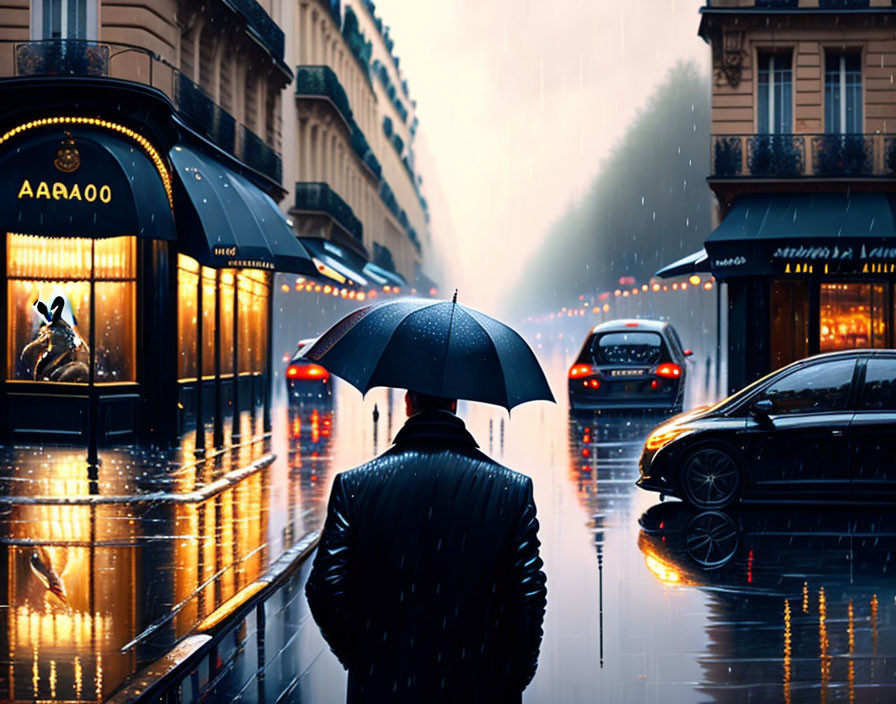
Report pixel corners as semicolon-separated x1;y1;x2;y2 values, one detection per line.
679;445;741;510
683;511;739;569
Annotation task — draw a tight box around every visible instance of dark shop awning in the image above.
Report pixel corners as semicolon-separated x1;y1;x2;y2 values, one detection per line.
300;237;369;287
362;261;406;288
655;249;710;279
0;126;175;240
705;193;896;280
171;143;315;274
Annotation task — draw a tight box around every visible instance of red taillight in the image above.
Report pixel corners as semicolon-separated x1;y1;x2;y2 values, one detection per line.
569;364;594;378
625;322;640;327
287;363;330;381
655;363;682;379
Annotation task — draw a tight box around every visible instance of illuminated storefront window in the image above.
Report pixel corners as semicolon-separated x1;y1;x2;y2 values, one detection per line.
221;270;235;375
201;267;216;378
819;283;888;352
7;234;136;383
177;255;199;380
238;271;268;375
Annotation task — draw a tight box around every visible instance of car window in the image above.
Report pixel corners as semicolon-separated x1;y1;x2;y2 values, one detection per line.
667;326;684;356
590;332;664;366
860;358;896;411
755;359;855;415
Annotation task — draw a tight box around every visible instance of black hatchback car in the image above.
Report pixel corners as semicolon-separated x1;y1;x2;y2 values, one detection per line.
568;319;691;413
637;349;896;508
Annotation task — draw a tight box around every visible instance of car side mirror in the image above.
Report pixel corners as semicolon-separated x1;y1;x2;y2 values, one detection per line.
683;349;693;357
751;399;774;421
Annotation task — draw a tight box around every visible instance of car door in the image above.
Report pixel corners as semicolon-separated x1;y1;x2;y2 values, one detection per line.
849;355;896;500
741;358;857;497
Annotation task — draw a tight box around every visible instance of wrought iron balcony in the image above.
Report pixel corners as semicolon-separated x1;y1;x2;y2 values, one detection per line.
220;0;285;61
6;40;284;187
295;65;352;127
176;73;236;153
350;125;382;180
240;125;282;184
294;182;363;242
710;133;896;179
15;39;109;76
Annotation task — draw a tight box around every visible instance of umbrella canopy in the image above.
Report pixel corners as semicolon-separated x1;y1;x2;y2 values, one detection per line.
302;297;554;409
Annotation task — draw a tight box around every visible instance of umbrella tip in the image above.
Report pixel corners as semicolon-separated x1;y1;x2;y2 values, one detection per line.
452;289;458;304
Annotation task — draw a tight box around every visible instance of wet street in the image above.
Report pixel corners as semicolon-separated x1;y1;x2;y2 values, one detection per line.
1;329;895;702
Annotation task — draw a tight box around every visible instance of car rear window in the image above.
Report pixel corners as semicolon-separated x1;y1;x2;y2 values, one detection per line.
590;332;664;366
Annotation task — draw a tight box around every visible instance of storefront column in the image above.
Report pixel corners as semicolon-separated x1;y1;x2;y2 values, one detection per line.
213;269;224;448
808;278;820;357
195;271;206;457
231;275;241;442
87;239;99;476
263;273;273;434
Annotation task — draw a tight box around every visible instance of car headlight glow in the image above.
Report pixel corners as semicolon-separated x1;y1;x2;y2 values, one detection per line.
645;426;691;452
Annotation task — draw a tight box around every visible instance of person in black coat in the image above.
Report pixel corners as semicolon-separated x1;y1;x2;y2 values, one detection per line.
306;390;547;703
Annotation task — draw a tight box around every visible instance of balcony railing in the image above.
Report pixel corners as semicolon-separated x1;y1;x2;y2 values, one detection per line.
711;133;896;179
219;0;285;61
240;125;282;184
294;182;363;242
5;40;284;186
295;65;352;126
176;73;236;153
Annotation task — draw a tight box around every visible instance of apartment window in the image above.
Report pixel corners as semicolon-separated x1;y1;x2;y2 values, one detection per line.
825;52;862;134
757;51;793;134
35;0;93;39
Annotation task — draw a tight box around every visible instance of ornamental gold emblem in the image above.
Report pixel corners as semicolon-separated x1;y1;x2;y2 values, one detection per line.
54;132;80;173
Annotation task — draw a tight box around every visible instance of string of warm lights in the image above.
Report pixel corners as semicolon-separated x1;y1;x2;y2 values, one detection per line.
279;277;438;300
524;274;715;324
0;116;174;207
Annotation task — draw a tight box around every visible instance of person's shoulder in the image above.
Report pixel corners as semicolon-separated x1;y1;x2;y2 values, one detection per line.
463;448;533;491
333;450;405;489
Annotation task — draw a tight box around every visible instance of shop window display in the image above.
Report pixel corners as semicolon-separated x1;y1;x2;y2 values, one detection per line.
7;234;136;383
820;283;888;352
177;255;199;380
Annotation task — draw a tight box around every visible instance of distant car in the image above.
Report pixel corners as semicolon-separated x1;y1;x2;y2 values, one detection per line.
568;319;691;413
285;339;332;405
637;349;896;509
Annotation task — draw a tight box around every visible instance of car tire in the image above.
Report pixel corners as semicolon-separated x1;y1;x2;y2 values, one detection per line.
678;445;742;510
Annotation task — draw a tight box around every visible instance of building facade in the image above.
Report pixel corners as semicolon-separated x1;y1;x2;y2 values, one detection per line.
0;0;314;453
0;0;435;452
284;0;433;291
696;0;896;391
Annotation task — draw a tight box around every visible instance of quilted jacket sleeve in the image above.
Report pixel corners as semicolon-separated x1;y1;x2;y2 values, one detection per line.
510;476;547;690
305;472;355;668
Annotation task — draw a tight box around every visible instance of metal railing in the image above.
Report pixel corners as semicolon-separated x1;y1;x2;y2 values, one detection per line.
295;65;352;126
294;181;363;242
711;133;896;178
4;40;284;185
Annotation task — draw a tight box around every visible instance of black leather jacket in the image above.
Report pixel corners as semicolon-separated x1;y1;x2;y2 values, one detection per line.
306;410;547;703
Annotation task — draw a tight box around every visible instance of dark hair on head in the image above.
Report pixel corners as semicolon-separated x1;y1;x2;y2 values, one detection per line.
408;390;457;413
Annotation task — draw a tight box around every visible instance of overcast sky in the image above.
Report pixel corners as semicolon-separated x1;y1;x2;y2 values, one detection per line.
375;0;710;312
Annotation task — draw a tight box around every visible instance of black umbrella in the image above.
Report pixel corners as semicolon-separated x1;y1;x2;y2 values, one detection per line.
302;296;554;409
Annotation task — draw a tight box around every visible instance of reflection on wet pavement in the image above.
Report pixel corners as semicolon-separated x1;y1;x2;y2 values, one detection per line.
3;352;895;702
0;390;395;701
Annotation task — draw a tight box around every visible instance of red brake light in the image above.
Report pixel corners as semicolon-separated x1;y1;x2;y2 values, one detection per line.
287;363;330;381
656;363;682;379
625;322;640;327
569;364;594;378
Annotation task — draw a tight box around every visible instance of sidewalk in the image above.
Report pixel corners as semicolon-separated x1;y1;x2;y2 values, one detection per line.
0;405;336;702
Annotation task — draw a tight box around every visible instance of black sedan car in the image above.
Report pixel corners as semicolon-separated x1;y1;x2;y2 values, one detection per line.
285;339;333;406
568;319;691;413
637;349;896;508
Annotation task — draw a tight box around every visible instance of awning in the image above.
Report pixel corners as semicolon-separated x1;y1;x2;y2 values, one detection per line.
655;249;710;279
300;237;368;287
362;261;406;288
171;143;315;274
0;125;175;240
705;193;896;279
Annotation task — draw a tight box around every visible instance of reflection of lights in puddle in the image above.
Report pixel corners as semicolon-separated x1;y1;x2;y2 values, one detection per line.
644;554;680;584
